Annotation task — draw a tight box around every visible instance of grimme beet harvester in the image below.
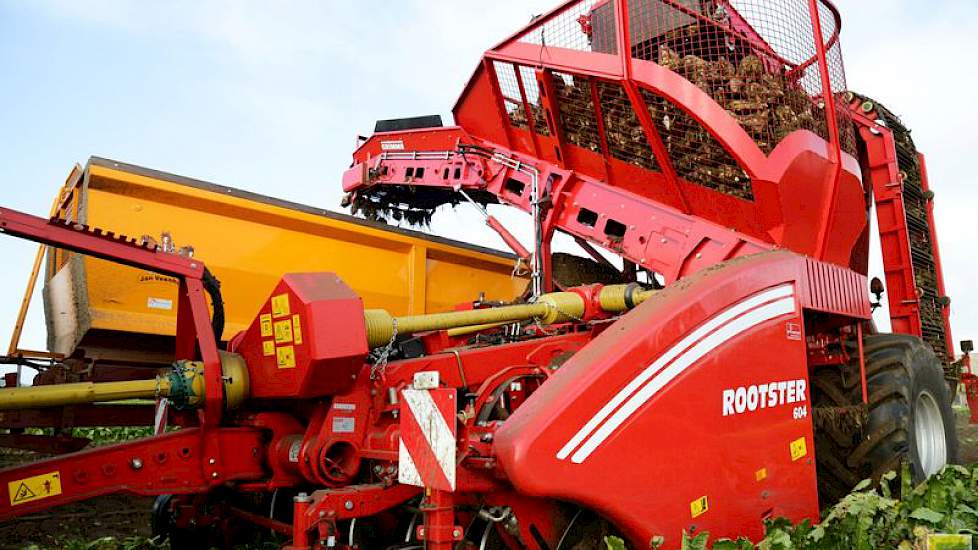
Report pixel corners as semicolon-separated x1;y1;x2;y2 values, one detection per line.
0;0;972;548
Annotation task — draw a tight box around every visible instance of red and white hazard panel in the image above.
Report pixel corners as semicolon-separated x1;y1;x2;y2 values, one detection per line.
398;387;456;491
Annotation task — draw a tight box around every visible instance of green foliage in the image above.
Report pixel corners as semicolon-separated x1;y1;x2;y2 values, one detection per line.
662;462;978;550
70;426;154;446
22;536;284;550
24;426;156;446
22;535;166;550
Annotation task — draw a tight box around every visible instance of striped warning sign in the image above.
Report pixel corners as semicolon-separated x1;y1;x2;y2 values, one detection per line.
398;387;456;491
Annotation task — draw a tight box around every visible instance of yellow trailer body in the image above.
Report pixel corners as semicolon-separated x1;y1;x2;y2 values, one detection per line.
42;157;526;361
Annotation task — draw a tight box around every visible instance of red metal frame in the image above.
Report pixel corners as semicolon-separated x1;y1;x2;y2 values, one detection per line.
0;209;225;422
0;428;264;518
917;153;955;360
848;112;923;340
351;0;867;287
0;207;238;513
1;1;961;549
848;108;957;366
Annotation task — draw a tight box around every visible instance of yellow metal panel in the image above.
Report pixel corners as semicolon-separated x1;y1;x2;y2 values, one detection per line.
44;159;526;354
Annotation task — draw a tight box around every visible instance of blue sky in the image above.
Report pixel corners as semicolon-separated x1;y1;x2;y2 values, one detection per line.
1;1;977;365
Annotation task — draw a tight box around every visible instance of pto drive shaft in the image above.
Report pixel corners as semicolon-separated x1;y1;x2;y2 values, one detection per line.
363;283;654;348
0;353;249;411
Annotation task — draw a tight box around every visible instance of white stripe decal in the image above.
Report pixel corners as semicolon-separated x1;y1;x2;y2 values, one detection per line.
402;388;457;489
398;439;423;486
556;285;794;461
569;296;796;463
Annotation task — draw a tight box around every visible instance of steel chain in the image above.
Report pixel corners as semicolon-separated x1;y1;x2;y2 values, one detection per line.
371;318;398;380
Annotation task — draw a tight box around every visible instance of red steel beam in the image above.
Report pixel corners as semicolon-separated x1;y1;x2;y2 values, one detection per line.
0;428;264;519
852;112;922;339
0;207;204;280
918;152;956;360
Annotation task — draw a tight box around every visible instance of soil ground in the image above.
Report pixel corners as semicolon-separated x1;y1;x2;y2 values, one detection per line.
1;409;977;549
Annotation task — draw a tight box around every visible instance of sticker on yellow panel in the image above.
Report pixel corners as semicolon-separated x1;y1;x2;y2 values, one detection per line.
8;471;62;506
292;315;303;345
271;294;290;318
260;314;273;337
690;496;708;519
274;320;293;344
262;341;275;357
790;437;807;461
276;345;296;369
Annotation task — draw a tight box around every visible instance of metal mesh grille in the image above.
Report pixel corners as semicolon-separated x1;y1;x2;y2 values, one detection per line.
823;37;856;154
615;0;854;155
596;81;658;170
518;0;617;55
519;66;551;136
641;88;751;200
494;61;550;135
494;61;528;130
553;72;602;153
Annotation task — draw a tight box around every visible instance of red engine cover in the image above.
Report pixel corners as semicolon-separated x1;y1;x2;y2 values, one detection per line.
233;273;368;399
493;252;826;546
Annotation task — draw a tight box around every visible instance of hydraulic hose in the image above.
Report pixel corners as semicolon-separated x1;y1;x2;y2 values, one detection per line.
202;268;225;343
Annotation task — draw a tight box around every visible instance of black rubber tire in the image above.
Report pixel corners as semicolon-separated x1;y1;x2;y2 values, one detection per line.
151;494;211;550
812;333;958;506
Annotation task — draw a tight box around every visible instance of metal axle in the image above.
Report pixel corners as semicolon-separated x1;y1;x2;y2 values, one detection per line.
0;353;249;411
363;284;653;348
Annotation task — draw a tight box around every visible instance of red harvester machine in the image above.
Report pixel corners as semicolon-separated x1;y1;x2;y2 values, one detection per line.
0;1;973;548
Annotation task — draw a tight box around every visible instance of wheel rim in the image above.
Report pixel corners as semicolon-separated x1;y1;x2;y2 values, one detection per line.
914;390;948;477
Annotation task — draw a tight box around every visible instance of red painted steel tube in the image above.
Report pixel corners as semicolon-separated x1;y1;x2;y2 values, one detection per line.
0;207;203;279
857;323;868;404
809;0;844;258
227;505;293;536
421;489;458;549
614;0;632;79
918;152;956;360
291;494;312;549
486;215;531;260
623;80;689;212
588;78;616;185
514;64;543;160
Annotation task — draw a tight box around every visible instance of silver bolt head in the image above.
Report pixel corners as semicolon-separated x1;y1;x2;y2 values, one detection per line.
344;500;354;510
130;458;143;470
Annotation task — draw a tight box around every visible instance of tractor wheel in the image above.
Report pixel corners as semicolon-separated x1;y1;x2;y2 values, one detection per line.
151;494;211;550
813;333;958;505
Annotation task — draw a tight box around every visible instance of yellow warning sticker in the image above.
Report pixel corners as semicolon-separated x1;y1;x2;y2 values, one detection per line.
276;345;296;369
274;320;293;344
271;294;290;318
790;437;807;461
755;468;768;481
690;495;708;519
292;315;303;345
8;471;62;506
260;314;273;337
262;340;275;357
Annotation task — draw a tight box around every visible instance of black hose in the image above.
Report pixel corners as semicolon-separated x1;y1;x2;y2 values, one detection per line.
201;268;225;345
